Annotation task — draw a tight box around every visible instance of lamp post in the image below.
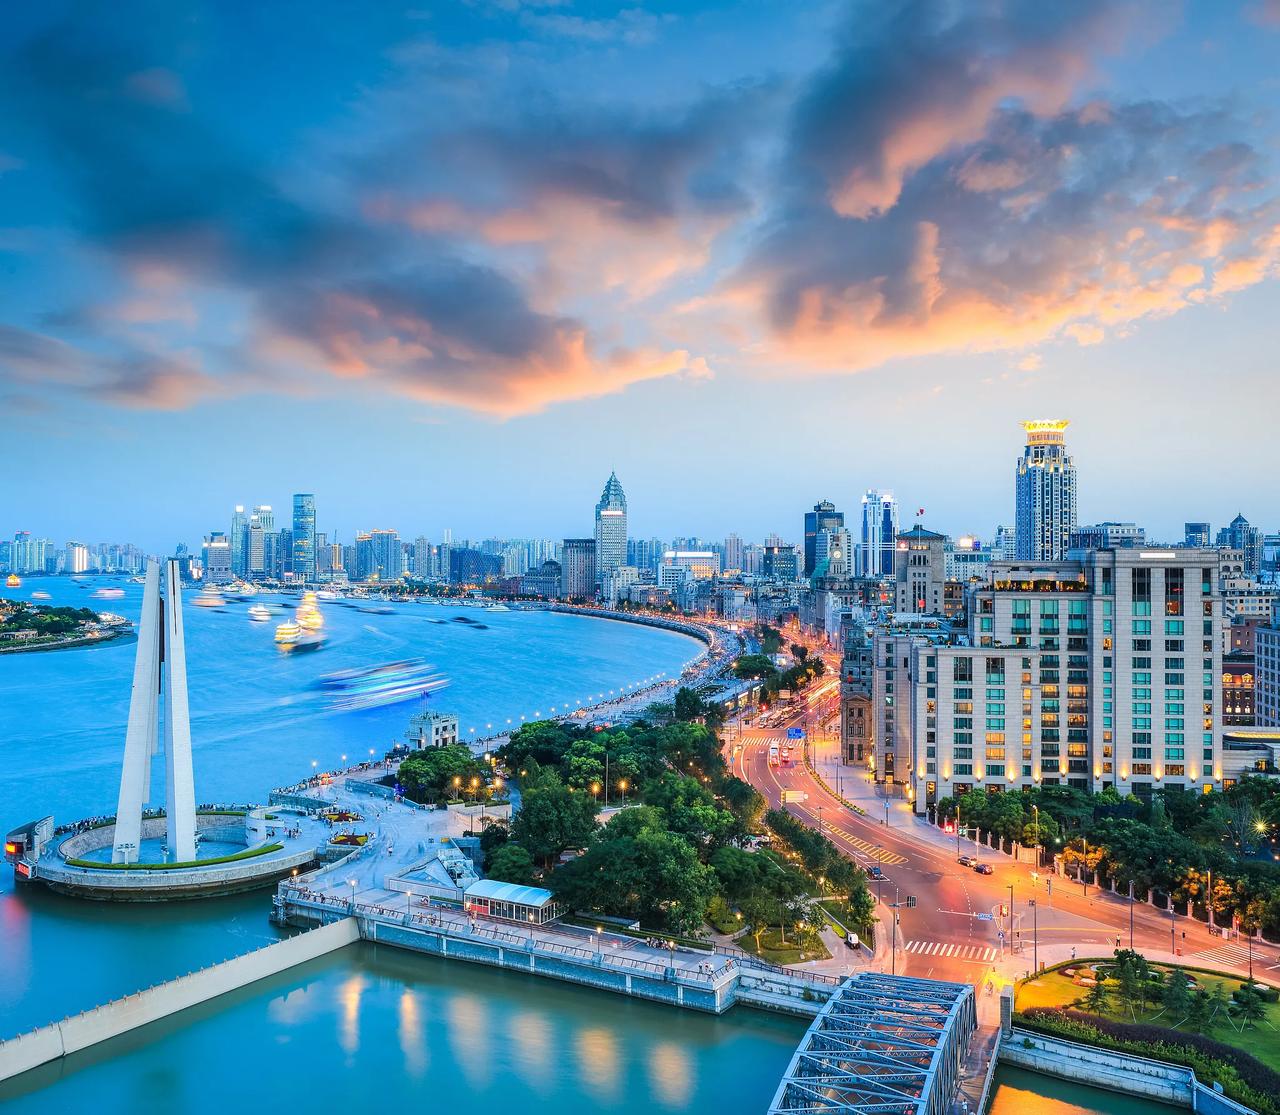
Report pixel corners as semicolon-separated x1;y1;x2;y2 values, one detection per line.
1029;898;1038;974
1128;879;1135;951
1032;804;1040;868
1206;868;1216;931
349;878;357;912
883;800;890;828
891;885;899;976
1007;883;1015;954
620;779;628;806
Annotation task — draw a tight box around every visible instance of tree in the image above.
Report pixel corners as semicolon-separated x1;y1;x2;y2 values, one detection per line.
1186;988;1213;1034
719;777;765;833
1232;984;1267;1029
1161;967;1191;1021
1083;977;1109;1015
510;770;600;866
674;687;706;723
486;843;537;886
397;745;483;803
733;653;778;680
789;643;809;663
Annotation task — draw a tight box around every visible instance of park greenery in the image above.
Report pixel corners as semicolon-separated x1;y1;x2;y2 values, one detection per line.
488;715;874;947
0;601;104;643
937;779;1280;936
1017;952;1280;1115
732;651;826;704
396;744;492;804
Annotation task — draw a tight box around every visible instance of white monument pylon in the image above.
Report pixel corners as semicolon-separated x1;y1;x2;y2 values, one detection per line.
112;559;197;863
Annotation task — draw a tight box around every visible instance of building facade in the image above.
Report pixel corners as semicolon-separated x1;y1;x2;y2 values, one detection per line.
860;490;898;576
594;472;628;577
292;493;316;582
561;539;597;601
1015;420;1077;561
893;526;948;615
804;500;844;578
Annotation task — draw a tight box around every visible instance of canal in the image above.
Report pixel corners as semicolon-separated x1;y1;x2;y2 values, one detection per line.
988;1065;1180;1115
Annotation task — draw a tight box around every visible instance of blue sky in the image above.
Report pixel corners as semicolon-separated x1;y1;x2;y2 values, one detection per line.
2;1;1278;551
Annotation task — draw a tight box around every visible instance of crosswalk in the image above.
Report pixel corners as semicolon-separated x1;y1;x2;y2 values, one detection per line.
824;826;908;866
1195;943;1279;970
904;940;998;962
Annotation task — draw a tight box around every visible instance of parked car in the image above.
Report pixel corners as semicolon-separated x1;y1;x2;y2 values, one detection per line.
973;862;994;875
957;854;977;868
868;865;885;879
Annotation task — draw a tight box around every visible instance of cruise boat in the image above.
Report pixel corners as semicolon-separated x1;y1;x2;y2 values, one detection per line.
316;657;448;711
248;604;272;622
297;607;324;631
92;587;125;599
193;586;224;608
31;591;51;600
275;620;301;644
6;574;21;588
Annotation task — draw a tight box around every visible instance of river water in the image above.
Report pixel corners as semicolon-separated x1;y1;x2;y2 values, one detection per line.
0;576;1153;1113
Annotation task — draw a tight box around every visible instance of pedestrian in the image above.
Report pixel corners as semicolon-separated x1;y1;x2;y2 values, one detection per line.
1070;946;1076;960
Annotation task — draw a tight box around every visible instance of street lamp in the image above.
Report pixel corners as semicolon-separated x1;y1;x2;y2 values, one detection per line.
349;878;357;911
619;779;628;806
1007;884;1015;954
1029;898;1039;974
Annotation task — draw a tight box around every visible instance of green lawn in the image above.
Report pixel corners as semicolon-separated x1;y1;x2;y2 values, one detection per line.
1017;961;1280;1071
738;927;831;966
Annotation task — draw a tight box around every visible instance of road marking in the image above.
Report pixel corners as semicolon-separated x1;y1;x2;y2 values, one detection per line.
906;941;997;962
1196;943;1264;967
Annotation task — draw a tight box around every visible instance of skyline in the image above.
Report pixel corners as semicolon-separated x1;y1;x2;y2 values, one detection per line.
3;1;1279;543
1;413;1275;553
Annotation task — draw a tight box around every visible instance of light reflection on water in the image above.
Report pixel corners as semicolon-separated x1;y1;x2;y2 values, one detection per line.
0;948;806;1114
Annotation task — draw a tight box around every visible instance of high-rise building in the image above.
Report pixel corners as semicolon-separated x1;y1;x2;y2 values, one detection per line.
561;539;597;601
356;530;402;582
230;506;247;577
723;533;744;575
413;536;436;580
893;526;948;614
1218;514;1262;577
815;527;853;577
594;472;628;577
1015;419;1077;561
439;529;452;586
1069;522;1145;551
994;524;1018;561
762;542;799;581
65;541;90;574
292;494;316;582
860;491;898;576
804;500;844;578
202;532;232;583
1184;522;1211;548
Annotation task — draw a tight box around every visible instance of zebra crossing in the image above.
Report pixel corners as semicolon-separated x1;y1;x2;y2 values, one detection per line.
904;940;998;962
825;826;908;865
1195;942;1276;969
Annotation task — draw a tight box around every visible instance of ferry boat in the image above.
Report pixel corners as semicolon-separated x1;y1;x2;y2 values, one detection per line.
316;657;447;711
193;586;225;608
92;587;125;599
297;607;324;631
6;574;21;588
248;604;272;622
275;620;301;644
31;591;51;600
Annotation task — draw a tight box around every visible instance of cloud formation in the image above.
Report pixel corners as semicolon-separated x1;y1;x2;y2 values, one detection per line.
0;1;1277;417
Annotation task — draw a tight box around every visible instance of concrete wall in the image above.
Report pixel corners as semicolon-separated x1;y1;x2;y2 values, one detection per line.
0;919;359;1083
1195;1081;1258;1115
1001;1029;1195;1107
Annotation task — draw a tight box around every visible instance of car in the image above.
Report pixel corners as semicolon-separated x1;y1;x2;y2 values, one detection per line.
973;862;994;875
957;854;977;868
868;865;885;879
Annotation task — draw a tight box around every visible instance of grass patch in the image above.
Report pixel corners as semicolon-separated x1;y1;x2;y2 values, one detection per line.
1017;960;1280;1072
738;927;831;966
67;843;284;871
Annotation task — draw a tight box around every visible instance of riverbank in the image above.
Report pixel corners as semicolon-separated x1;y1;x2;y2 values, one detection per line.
0;628;132;656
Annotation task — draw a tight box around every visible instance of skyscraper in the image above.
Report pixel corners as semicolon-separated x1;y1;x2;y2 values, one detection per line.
1217;514;1262;577
1184;522;1211;548
203;532;232;583
230;505;247;577
594;472;628;576
860;490;899;576
1014;420;1077;561
561;538;597;600
292;493;316;582
804;500;844;577
723;533;744;574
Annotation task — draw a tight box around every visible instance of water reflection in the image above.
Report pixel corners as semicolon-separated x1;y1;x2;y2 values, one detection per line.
648;1040;693;1108
576;1026;621;1104
446;992;490;1085
507;1007;554;1091
397;988;427;1077
337;972;365;1056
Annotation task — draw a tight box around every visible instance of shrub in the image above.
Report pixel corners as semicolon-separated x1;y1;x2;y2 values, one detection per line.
1017;1007;1280;1115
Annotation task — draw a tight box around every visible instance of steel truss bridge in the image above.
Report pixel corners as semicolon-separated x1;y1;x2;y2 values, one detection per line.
768;972;976;1115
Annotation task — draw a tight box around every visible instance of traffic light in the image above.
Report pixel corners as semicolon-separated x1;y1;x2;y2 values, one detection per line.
906;895;917;908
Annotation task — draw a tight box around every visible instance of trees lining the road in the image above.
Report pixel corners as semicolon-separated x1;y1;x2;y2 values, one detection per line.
936;778;1280;937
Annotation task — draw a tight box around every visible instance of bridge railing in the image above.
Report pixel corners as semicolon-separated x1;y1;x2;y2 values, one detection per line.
712;941;842;986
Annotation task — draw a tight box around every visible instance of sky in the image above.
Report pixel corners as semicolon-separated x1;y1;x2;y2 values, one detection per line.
2;0;1279;552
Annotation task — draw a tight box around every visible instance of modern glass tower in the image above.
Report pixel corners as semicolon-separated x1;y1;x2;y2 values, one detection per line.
804;500;844;577
594;472;628;575
1014;420;1077;561
860;490;898;576
292;493;316;582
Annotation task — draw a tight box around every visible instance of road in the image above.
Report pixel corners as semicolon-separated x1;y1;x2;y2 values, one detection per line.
725;668;1280;990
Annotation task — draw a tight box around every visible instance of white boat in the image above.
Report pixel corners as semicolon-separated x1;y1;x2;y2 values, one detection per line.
193;586;224;608
248;604;272;622
275;620;301;644
31;591;51;600
92;587;125;599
